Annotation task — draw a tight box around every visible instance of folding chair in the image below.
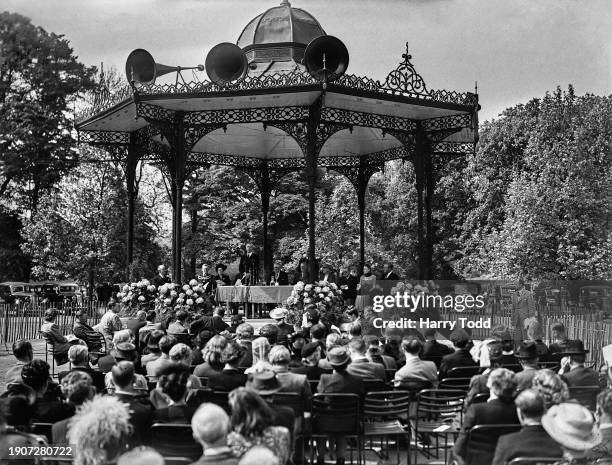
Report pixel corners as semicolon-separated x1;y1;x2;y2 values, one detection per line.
362;390;411;465
412;389;465;465
568;385;601;411
267;392;307;461
471;392;489;404
197;376;209;387
311;393;362;465
86;331;107;359
364;378;389;393
439;377;471;391
447;366;484;378
188;389;230;413
462;424;521;465
508;458;559;465
151;423;202;460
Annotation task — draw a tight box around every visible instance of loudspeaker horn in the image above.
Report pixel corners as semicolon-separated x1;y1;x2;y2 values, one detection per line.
205;42;248;84
125;49;204;84
303;35;349;82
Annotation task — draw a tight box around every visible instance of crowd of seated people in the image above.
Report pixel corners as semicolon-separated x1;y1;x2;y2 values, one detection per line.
3;301;612;465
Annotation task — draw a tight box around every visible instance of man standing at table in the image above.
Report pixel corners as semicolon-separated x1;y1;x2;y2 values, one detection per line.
270;260;289;285
244;244;260;284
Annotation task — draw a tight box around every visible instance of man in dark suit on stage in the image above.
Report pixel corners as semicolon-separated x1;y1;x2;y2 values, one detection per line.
453;368;520;465
381;262;399;281
244;243;260;283
270;260;289;285
492;388;562;465
152;265;170;288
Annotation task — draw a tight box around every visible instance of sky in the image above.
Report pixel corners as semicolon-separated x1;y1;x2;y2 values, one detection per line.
2;0;611;122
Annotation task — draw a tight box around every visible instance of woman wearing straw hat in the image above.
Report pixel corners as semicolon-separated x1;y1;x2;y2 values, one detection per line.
542;402;602;464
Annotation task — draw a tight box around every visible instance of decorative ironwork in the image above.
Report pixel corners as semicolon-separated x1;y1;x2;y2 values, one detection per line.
76;84;133;124
422;113;472;132
136;102;176;124
322;107;416;133
78;130;130;146
379;42;429;98
432;141;476;155
186;106;308;126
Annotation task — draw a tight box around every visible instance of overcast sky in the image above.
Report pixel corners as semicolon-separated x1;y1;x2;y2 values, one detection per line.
2;0;611;122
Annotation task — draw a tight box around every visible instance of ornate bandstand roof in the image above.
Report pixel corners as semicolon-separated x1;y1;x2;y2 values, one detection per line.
76;1;479;172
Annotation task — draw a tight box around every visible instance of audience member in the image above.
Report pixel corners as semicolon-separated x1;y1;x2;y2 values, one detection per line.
212;307;229;333
542;402;602;464
492;389;563;465
117;447;165;465
168;309;189;335
310;323;328;356
235;324;254;367
464;341;503;409
191;403;238;465
53;371;95;445
227;388;290;464
0;397;46;465
192;329;214;366
269;345;312;408
105;343;148;390
318;333;342;370
153;363;196;423
244;337;273;374
259;324;279;346
364;334;397;370
453;368;519;463
40;308;71;365
126;310;148;349
141;330;164;368
238;445;279;465
515;340;540;391
59;344;105;393
498;338;520;367
393;337;438;390
348;321;362;340
439;329;477;380
68;394;133;465
98;302;123;349
194;335;227;378
21;360;72;423
147;335;177;379
526;319;552;361
269;307;292;345
169;343;202;389
532;369;570;409
559;340;599;389
346;337;385;381
138;310;160;348
98;329;133;373
590;389;612;459
290;341;323;380
548;322;569;358
421;328;453;368
5;340;33;384
208;342;247;391
72;309;103;357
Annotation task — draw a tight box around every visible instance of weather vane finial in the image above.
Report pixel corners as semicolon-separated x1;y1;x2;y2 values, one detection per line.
280;0;291;6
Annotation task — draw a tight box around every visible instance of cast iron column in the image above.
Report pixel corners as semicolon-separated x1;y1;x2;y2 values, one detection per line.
125;133;139;281
260;160;272;284
305;99;322;283
414;124;427;279
356;161;368;274
172;112;186;284
424;146;435;279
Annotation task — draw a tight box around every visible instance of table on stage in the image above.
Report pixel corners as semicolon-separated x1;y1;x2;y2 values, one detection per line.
215;285;294;318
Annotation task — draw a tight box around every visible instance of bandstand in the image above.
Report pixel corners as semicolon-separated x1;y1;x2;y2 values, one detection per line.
75;0;479;284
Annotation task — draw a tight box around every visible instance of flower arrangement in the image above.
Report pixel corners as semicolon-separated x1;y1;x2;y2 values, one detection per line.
157;279;208;313
285;280;345;327
116;279;157;316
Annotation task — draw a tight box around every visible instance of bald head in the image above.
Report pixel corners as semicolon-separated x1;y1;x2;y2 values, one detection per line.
515;388;545;423
238;446;279;465
191;403;230;447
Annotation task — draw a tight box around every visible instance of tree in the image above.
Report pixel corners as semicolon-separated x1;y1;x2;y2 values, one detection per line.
0;11;96;213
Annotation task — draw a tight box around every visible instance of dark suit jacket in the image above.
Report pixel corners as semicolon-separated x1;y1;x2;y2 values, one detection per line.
454;398;519;464
562;366;600;387
237;340;253;368
291;364;324;381
347;357;386;381
114;392;153;445
208;368;247;391
492;424;563;465
97;354;116;373
422;340;454;367
152;274;170;288
211;316;229;333
439;349;477;380
126;319;147;342
498;354;520;367
58;366;105;393
72;321;102;352
153;404;197;424
317;371;365;399
190;451;238;465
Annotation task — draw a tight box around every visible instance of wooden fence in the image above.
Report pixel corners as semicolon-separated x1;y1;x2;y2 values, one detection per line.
0;302;106;347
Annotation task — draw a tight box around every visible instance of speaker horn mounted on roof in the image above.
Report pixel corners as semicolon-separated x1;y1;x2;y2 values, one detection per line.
125;49;204;85
205;42;248;85
303;35;349;83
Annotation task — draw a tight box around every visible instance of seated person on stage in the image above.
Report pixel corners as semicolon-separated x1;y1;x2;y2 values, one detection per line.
270;260;289;285
438;328;477;381
52;371;95;445
40;308;71;365
72;309;103;357
146;335;177;379
292;259;311;285
58;345;105;393
215;263;231;286
290;341;324;380
140;330;165;369
5;340;33;384
152;363;197;423
104;343;148;391
491;388;562;465
421;328;453;367
515;341;540;391
21;360;73;423
269;307;293;345
167;309;189;335
558;339;599;388
464;341;503;409
346;337;386;381
393;337;438;390
199;263;217;293
208;341;247;392
191;403;239;465
453;368;519;464
319;263;337;284
152;264;171;288
194;335;228;378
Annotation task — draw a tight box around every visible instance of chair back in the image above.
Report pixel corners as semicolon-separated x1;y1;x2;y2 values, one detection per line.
267;392;305;417
416;389;466;423
189;389;230;413
363;378;389;392
465;424;521;464
363;390;410;420
312;393;361;435
32;422;53;442
384;368;397;382
447;366;483;378
507;458;559;465
472;392;489;404
568;385;600;411
150;423;202;459
439;377;471;391
538;361;559;370
88;331;106;354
